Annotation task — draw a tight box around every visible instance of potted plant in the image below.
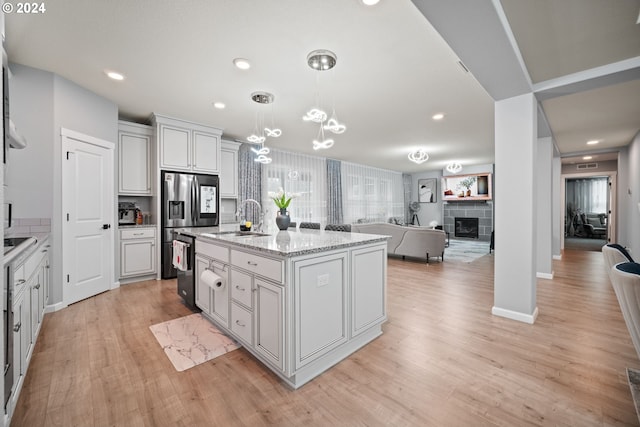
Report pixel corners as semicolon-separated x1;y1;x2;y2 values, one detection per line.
458;176;476;197
268;188;299;230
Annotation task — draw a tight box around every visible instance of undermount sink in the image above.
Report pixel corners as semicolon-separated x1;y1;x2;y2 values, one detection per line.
4;237;33;255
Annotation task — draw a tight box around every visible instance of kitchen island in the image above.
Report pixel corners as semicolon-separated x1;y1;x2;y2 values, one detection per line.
174;226;389;389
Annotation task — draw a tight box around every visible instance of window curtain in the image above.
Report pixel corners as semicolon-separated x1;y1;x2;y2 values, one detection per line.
238;143;262;224
261;149;328;227
327;159;343;224
402;173;412;225
566;177;608;214
341;161;404;224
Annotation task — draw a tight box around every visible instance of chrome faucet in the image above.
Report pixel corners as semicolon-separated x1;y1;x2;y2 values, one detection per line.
236;199;264;232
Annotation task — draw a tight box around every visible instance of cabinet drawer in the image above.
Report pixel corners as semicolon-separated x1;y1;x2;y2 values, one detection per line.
231;302;253;345
120;228;155;240
197;240;229;263
230;269;253;309
231;250;283;284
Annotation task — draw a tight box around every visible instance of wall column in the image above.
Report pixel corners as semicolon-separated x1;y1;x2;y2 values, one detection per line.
536;137;553;278
493;93;538;324
552;155;562;259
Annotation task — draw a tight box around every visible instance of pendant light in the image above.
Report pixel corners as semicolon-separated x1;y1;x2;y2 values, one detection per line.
247;91;281;164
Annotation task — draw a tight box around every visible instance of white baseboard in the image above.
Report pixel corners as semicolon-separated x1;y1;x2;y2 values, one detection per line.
45;301;67;313
492;306;539;324
111;281;121;289
553;254;562;260
536;271;554;280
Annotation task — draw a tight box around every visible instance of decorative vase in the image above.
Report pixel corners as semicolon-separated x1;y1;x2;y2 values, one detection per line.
276;208;291;230
466;189;471;197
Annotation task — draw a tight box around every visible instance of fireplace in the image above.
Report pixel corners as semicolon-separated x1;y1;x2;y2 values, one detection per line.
455;217;479;239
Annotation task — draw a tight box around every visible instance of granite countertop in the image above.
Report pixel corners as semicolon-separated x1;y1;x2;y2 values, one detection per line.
3;232;51;266
174;224;389;257
119;224;157;229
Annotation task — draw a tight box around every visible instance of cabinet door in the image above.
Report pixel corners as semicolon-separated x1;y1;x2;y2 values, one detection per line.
120;239;156;277
209;262;229;327
254;279;284;372
220;147;238;198
195;255;211;313
118;132;151;195
192;131;219;173
351;245;386;337
293;252;348;370
30;277;40;343
160;125;190;171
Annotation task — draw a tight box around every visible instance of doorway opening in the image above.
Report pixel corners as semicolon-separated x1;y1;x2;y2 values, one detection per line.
563;174;613;252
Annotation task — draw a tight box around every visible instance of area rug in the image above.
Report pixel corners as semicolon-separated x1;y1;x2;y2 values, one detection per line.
627;368;640;423
443;239;491;263
149;313;240;372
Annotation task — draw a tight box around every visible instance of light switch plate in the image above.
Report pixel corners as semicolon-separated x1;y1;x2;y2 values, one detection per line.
317;274;329;287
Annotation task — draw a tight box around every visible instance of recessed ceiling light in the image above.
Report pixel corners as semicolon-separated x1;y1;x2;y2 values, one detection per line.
105;70;125;81
432;113;445;120
213;102;226;109
586;140;600;145
583;156;593;160
362;0;380;5
233;58;251;70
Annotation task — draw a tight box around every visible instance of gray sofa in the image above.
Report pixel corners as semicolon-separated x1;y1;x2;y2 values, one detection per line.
351;222;446;262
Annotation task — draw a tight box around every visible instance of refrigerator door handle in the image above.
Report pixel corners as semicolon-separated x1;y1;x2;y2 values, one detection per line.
190;176;197;223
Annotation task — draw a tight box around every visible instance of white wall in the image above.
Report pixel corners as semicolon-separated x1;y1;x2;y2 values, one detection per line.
536;137;553;277
8;64;118;306
410;170;442;226
6;63;54;218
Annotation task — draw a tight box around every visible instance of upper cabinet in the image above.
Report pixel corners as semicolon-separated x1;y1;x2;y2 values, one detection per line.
220;140;240;198
151;114;223;174
118;121;154;196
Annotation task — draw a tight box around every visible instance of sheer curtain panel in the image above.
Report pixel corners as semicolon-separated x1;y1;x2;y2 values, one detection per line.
261;149;328;227
341;161;404;224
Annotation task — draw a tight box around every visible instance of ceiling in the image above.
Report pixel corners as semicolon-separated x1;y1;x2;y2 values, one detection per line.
4;0;640;173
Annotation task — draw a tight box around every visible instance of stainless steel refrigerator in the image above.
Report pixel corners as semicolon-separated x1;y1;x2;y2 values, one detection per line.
161;170;219;279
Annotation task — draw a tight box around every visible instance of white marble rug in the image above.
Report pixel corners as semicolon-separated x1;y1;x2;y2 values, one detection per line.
443;239;491;263
149;313;240;372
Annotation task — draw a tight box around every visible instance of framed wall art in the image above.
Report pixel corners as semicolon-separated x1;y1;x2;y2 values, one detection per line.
418;178;437;203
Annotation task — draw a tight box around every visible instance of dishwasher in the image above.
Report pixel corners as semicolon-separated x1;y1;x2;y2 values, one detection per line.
174;233;200;312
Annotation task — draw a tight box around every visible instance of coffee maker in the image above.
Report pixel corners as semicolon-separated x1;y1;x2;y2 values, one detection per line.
118;202;137;225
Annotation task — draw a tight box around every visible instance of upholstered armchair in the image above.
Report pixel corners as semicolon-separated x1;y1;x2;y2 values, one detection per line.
583;213;607;238
603;243;635;282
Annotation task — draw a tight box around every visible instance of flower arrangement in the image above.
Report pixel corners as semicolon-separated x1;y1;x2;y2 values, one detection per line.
268;188;299;210
457;176;476;191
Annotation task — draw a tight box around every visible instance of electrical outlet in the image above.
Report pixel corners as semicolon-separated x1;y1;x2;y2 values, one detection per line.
317;274;329;287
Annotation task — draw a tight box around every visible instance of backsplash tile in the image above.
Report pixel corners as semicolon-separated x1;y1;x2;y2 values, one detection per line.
8;218;52;235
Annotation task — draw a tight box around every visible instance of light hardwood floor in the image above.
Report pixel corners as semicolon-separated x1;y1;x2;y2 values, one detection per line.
11;250;640;426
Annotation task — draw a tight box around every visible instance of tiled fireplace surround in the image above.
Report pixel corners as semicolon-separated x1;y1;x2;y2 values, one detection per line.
443;201;493;242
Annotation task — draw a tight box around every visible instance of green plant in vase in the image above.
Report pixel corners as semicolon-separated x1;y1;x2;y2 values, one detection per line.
457;176;476;197
268;188;299;230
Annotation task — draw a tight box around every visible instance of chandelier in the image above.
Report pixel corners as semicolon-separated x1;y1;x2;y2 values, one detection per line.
408;149;429;164
446;162;462;173
304;49;346;150
247;91;281;164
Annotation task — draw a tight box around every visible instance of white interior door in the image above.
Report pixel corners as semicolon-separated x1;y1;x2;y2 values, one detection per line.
62;128;114;305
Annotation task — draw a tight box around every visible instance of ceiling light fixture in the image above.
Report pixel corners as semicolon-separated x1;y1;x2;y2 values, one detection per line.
233;58;251;70
361;0;380;6
432;113;445;120
446;162;462;173
304;49;346;150
408;149;429;164
247;91;282;164
213;102;226;109
105;70;125;81
583;156;593;160
586;139;600;145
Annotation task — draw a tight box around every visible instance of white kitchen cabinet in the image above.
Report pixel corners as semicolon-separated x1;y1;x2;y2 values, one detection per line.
195;251;229;328
293;251;348;370
254;278;284;371
118;121;153;195
10;237;50;417
120;227;156;278
220;140;240;198
350;245;386;337
152;114;222;174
